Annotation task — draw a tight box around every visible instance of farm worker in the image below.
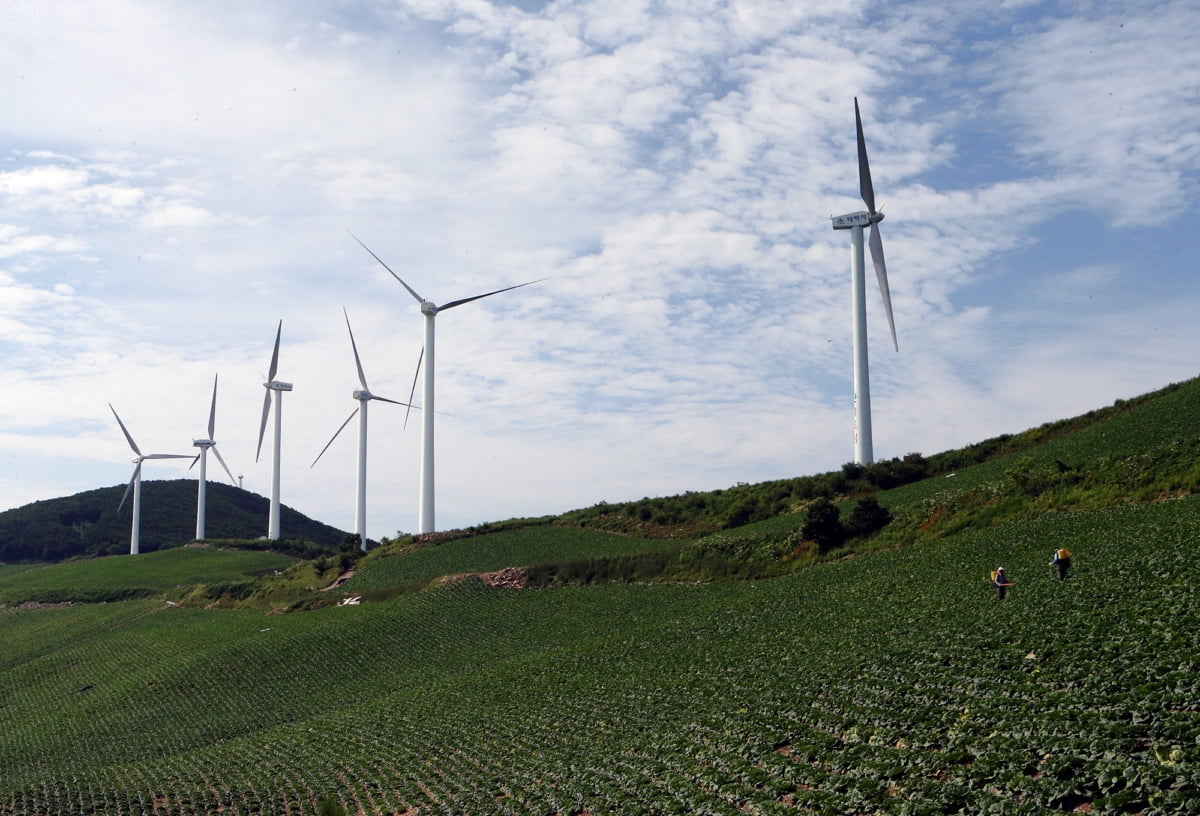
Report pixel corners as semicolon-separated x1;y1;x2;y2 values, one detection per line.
1049;548;1071;580
992;566;1012;600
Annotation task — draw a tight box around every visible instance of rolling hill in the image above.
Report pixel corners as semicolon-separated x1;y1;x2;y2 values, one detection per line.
1;378;1198;814
0;479;350;561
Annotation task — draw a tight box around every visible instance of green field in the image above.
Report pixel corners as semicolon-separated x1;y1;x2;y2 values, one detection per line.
1;381;1199;814
344;526;679;592
0;546;296;604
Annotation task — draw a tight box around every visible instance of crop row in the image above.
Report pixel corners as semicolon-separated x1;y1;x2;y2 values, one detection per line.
2;499;1199;813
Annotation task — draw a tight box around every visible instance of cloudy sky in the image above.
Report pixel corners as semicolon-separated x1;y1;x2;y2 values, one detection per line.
2;0;1198;541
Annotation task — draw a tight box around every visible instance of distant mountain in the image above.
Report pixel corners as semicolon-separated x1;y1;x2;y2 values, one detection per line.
0;480;349;562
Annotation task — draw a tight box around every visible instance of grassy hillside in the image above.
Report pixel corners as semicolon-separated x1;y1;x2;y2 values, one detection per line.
342;526;680;594
0;546;297;605
1;500;1197;814
0;480;350;561
0;378;1198;814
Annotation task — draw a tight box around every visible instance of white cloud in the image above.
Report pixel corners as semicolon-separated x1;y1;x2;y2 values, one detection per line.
140;201;213;229
0;0;1198;540
989;1;1200;226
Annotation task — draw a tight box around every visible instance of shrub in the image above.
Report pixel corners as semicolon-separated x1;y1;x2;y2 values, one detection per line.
845;497;892;539
801;498;845;553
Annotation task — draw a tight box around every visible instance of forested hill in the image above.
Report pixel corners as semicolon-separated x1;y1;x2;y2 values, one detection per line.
0;480;347;561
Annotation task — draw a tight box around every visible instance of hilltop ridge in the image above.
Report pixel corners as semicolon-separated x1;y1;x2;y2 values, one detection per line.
0;479;348;562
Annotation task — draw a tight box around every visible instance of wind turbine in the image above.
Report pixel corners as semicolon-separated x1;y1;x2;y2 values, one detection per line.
256;320;293;540
831;97;898;466
312;309;416;551
350;233;541;534
109;404;192;555
191;373;238;541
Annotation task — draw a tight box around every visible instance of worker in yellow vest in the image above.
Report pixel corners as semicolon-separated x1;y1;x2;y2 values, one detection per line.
1050;547;1072;580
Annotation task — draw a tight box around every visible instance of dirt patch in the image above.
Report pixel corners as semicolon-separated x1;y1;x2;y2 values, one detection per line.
321;567;356;591
482;567;527;589
434;567;528;589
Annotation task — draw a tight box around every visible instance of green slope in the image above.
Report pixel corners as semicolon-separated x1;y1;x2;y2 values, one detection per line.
1;498;1198;814
0;546;298;605
1;379;1199;814
344;526;679;592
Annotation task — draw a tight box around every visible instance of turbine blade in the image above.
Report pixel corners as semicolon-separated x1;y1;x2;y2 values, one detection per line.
267;320;282;382
211;445;237;485
372;395;417;407
343;307;370;391
119;463;140;512
855;97;877;215
311;408;358;468
439;278;545;312
869;221;898;352
404;347;423;430
144;453;194;460
349;232;424;305
109;403;142;457
189;452;201;471
256;388;272;463
207;373;219;439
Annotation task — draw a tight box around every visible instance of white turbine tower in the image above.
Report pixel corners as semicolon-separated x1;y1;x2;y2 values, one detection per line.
312;309;416;551
350;234;541;534
191;373;238;541
256;320;293;540
109;404;192;555
831;97;898;466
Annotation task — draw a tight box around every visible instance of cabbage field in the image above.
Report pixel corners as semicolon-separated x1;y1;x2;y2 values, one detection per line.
1;493;1198;815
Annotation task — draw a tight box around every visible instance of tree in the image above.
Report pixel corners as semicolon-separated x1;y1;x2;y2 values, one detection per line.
801;497;845;553
845;497;892;539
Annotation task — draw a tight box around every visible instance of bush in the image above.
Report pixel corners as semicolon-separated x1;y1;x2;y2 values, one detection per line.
845;497;892;539
801;498;845;553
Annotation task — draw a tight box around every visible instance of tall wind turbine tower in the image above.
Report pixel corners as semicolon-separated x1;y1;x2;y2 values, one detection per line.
109;404;192;554
191;374;238;540
350;234;541;534
256;320;292;540
831;97;898;465
312;309;415;550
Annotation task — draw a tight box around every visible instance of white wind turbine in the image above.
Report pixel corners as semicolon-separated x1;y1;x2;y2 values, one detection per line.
312;309;416;551
109;404;192;555
831;97;898;466
350;233;541;534
256;320;293;540
190;373;238;541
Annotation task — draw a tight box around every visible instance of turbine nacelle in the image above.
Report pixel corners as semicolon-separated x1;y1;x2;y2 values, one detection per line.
193;439;215;448
420;300;438;316
831;211;884;230
353;389;372;401
264;380;293;392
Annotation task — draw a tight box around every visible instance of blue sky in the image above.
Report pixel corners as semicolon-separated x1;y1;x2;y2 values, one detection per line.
1;0;1198;540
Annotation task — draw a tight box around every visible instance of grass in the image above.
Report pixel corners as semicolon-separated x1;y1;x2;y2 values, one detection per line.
0;563;41;580
0;546;297;605
1;496;1198;813
343;525;678;592
0;378;1199;813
